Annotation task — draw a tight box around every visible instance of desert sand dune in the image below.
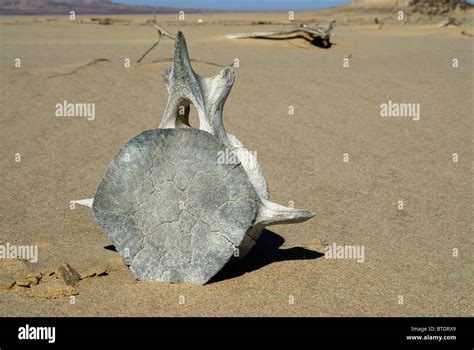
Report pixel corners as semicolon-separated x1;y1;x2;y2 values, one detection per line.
0;8;472;316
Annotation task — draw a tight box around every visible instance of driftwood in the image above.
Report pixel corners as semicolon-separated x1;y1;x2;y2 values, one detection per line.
227;20;335;48
137;15;227;67
136;15;175;64
89;18;132;25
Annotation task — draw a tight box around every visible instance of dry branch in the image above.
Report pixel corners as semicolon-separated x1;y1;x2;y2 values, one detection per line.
136;16;175;64
48;58;110;78
136;34;162;64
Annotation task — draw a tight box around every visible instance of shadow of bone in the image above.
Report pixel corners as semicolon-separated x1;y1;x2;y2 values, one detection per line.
104;229;323;284
252;35;333;48
209;229;324;284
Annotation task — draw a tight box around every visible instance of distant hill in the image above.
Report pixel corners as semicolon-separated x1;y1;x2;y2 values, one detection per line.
352;0;472;14
352;0;409;7
0;0;217;15
408;0;472;14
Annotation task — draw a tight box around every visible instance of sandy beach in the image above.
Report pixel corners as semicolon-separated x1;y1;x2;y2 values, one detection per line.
0;7;472;316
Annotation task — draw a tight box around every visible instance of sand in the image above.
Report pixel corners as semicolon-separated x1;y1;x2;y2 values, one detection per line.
0;9;472;316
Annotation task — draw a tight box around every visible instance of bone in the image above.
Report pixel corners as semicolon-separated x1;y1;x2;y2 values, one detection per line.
159;31;234;141
256;199;316;226
91;31;314;284
71;198;94;208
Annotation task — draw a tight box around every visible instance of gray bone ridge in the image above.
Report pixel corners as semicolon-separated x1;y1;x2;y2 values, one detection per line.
92;31;314;284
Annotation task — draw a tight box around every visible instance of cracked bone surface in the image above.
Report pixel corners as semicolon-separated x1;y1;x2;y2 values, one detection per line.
92;31;314;284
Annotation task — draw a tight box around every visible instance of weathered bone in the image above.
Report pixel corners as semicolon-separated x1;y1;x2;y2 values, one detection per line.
160;31;314;255
71;198;93;208
161;33;268;201
160;31;233;141
91;31;314;284
256;199;315;226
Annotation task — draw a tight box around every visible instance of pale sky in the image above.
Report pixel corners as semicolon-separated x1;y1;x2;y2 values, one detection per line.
114;0;351;11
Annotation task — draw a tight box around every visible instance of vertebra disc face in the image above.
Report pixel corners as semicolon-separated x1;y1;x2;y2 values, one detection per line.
93;128;258;284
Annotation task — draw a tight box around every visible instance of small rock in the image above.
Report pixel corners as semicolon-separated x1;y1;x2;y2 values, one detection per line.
0;275;15;290
80;265;109;279
40;268;56;282
25;273;41;286
15;279;32;287
27;272;42;279
0;259;30;279
56;263;81;286
28;278;40;286
28;279;78;299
